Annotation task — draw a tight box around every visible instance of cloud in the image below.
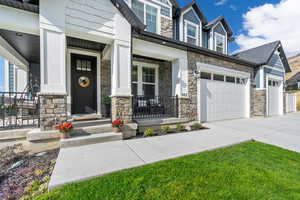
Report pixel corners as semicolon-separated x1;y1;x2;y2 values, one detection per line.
229;5;237;11
215;0;228;6
235;0;300;57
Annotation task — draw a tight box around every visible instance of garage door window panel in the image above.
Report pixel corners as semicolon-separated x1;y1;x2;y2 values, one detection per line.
200;72;212;80
213;74;224;81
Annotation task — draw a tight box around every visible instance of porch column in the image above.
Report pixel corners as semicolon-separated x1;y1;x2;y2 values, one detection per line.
110;40;133;123
39;28;67;131
172;58;192;119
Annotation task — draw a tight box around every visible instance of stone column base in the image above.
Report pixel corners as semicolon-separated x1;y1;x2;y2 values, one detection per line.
251;89;267;117
178;96;194;120
39;93;67;131
111;95;133;123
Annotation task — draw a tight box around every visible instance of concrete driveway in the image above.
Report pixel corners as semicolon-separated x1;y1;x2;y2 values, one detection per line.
49;112;300;189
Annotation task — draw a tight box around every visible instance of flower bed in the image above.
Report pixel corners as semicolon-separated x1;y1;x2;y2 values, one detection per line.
0;144;59;200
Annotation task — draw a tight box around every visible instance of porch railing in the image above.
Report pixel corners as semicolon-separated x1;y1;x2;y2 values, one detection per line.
132;95;178;119
0;92;40;130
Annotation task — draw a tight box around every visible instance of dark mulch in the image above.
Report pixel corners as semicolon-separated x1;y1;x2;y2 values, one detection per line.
0;144;59;200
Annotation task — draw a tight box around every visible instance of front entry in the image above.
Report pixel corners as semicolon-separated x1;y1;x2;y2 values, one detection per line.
71;53;97;114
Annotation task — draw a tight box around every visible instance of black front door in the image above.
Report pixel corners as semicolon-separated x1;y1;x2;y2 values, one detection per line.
71;53;97;114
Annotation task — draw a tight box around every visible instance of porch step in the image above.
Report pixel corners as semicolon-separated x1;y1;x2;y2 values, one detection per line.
136;118;191;132
0;129;30;141
72;124;113;135
60;132;122;148
71;119;111;128
71;114;102;121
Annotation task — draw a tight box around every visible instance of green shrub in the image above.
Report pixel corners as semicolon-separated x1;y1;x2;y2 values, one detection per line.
161;125;172;133
191;123;203;130
176;124;186;132
144;128;155;136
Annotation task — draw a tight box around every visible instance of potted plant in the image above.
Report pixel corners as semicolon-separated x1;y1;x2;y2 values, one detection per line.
56;122;74;139
112;120;124;133
102;96;111;118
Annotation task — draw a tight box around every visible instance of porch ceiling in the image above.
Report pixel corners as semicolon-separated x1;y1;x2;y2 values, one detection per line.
0;29;40;63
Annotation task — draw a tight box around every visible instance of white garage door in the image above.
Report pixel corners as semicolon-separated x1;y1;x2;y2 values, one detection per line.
268;79;280;116
199;70;249;122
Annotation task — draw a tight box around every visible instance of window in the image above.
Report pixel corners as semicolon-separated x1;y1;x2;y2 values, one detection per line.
226;76;235;83
132;0;159;34
185;21;198;46
213;74;224;81
132;63;158;96
215;33;225;53
200;72;211;80
76;59;92;71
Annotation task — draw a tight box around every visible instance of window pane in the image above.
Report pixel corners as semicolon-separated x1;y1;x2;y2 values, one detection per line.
132;65;138;82
268;80;272;86
82;60;87;71
146;5;157;33
216;34;225;53
142;67;155;83
87;61;91;71
226;76;235;83
216;46;224;53
132;0;144;23
143;84;155;96
200;72;211;80
236;77;241;84
132;83;138;96
213;74;224;81
187;23;196;37
76;60;81;70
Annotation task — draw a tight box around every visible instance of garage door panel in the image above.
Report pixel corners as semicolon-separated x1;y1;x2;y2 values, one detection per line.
200;79;247;122
268;85;280;116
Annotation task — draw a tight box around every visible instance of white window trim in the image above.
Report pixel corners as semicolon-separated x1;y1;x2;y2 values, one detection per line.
184;20;199;46
214;32;226;54
179;7;202;46
132;0;161;34
132;61;159;96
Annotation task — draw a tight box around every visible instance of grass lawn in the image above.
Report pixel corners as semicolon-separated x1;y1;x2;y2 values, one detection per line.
36;141;300;200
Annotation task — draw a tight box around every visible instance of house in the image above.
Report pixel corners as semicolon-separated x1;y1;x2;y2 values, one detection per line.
286;54;300;89
0;0;292;136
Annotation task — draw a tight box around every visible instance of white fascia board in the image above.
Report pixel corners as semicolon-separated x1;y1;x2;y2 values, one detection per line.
0;35;29;70
0;5;39;35
197;62;250;78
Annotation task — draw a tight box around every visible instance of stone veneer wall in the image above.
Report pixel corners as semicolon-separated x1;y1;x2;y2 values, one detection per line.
178;97;193;119
111;96;132;123
161;17;173;39
39;94;67;131
187;51;254;121
101;60;111;117
251;89;266;116
133;56;172;96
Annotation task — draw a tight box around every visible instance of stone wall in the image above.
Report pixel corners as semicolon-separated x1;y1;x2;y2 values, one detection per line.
101;60;111;117
251;89;266;116
187;51;254;121
111;96;132;123
39;93;67;131
133;56;172;96
161;17;173;39
178;97;193;119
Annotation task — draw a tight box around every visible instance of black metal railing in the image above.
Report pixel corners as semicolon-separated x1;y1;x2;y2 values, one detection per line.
0;92;40;130
132;95;178;119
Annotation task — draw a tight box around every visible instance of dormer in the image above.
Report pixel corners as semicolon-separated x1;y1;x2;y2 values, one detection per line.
127;0;176;38
175;1;207;47
204;16;233;54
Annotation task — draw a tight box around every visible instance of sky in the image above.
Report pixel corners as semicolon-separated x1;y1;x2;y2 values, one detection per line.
178;0;300;57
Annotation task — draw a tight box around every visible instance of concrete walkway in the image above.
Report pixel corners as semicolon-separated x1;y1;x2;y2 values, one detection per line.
49;112;300;189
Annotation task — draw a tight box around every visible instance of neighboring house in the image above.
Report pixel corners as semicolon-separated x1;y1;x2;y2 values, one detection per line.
0;0;291;133
234;41;291;116
286;54;300;89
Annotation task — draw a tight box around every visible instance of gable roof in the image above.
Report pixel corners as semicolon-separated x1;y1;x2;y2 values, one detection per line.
180;0;208;25
233;41;291;72
287;71;300;85
110;0;146;30
204;16;233;39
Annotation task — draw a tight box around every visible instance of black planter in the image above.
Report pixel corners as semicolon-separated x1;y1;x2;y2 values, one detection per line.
105;104;111;118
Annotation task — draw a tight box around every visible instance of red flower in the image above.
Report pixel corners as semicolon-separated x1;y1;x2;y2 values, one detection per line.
56;122;74;132
112;120;124;128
